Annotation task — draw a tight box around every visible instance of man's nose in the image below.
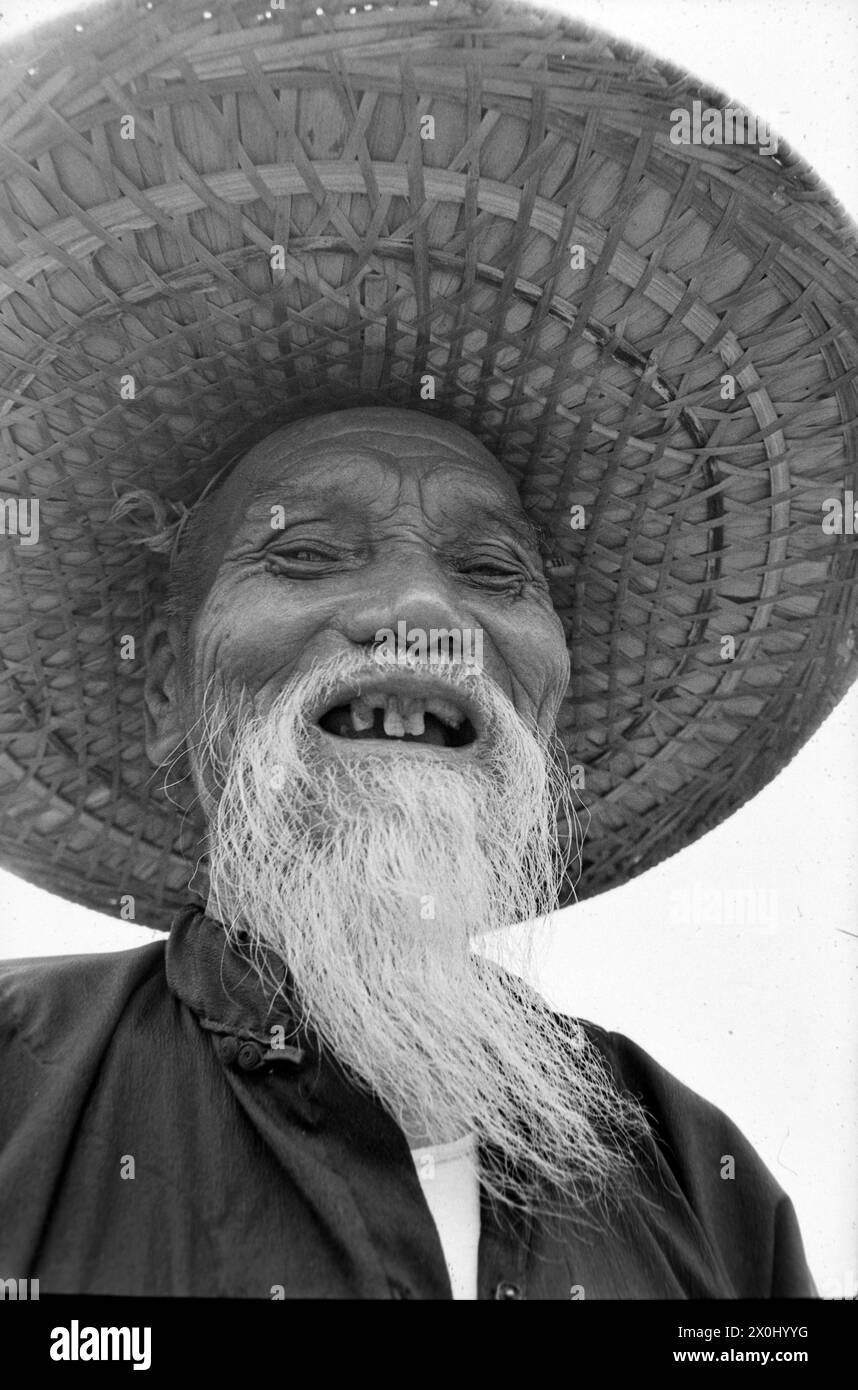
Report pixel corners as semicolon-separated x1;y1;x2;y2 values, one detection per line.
335;546;468;651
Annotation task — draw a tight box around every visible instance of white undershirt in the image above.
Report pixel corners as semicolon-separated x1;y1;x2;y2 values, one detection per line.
410;1133;480;1299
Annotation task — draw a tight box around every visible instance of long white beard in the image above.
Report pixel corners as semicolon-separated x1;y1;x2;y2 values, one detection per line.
198;653;648;1212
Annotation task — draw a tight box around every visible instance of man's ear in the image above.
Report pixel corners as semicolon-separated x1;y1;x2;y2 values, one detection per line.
142;616;187;768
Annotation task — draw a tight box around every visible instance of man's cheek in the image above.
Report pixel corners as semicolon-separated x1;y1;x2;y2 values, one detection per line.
189;625;235;706
529;605;570;679
532;622;571;729
188;603;272;698
501;645;568;730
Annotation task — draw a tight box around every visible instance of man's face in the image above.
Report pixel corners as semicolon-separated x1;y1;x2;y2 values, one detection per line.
174;406;569;753
143;407;641;1201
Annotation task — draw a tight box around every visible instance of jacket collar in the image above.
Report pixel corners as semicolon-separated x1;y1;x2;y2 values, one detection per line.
165;901;307;1055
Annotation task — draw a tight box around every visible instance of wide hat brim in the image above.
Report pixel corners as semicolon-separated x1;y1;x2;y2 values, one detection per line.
1;0;857;932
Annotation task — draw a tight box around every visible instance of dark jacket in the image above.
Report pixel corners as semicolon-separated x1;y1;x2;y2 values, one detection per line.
0;903;815;1299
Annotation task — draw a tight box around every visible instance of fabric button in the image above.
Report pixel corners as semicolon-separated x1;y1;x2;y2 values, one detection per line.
494;1281;523;1300
237;1041;265;1071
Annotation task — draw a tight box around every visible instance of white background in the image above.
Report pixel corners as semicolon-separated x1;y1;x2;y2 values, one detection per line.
0;0;856;1295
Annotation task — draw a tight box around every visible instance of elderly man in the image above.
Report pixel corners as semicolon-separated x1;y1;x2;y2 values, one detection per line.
1;0;855;1308
0;407;815;1299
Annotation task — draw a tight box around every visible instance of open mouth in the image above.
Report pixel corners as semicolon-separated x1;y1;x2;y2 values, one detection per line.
317;687;478;750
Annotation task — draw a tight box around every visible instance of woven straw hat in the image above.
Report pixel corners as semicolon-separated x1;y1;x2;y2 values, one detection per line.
1;0;857;932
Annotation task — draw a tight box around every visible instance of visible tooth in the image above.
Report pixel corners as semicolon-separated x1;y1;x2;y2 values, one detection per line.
425;697;464;728
351;698;374;731
403;707;425;736
383;698;405;737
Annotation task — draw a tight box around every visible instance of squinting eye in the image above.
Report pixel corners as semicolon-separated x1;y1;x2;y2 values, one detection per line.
286;548;330;562
463;560;520;579
264;545;343;576
271;546;337;563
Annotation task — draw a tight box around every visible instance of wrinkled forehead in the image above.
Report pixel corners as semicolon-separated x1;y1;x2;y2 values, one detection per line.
206;406;534;547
